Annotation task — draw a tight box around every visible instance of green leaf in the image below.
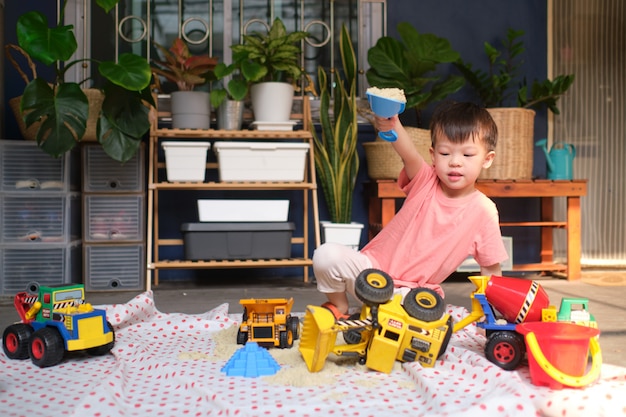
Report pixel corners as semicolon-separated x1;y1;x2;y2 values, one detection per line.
96;0;121;14
99;53;152;91
17;11;77;65
21;78;88;156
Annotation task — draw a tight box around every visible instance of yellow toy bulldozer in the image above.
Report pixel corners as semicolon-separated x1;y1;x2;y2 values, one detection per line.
299;269;453;374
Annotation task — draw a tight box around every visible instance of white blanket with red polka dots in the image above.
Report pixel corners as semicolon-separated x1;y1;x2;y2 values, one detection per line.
1;291;625;417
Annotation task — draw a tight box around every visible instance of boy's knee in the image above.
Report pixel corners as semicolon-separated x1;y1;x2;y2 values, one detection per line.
312;242;343;272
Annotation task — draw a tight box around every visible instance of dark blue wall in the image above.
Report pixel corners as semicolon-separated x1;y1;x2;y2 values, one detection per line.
2;1;548;281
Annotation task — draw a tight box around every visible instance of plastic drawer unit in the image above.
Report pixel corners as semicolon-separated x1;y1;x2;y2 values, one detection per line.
83;195;145;242
0;140;79;192
0;193;81;244
0;241;82;296
82;144;145;192
84;244;145;291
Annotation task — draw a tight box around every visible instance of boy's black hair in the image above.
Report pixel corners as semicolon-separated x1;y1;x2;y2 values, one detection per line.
429;101;498;152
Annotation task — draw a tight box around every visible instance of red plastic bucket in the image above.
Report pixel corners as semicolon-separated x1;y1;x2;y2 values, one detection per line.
485;276;550;323
517;322;601;389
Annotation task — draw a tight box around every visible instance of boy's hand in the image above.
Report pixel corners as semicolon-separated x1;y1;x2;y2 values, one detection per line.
373;115;399;133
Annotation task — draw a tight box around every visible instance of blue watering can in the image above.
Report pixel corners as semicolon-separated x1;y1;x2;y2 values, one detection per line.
535;139;576;180
366;91;406;141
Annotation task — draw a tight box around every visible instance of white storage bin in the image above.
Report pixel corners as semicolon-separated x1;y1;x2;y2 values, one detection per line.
0;139;80;192
83;144;144;192
0;193;81;244
0;241;82;296
84;244;144;291
84;195;145;242
213;141;309;181
197;199;289;222
162;141;210;182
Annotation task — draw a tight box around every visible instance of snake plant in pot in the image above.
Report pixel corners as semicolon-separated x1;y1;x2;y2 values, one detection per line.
311;25;362;248
7;0;154;163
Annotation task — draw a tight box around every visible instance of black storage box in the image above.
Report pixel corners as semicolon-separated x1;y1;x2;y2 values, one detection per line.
181;222;295;260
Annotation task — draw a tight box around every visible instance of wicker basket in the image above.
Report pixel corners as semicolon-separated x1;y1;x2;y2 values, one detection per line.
480;108;536;180
6;44;103;142
364;127;431;179
10;89;104;142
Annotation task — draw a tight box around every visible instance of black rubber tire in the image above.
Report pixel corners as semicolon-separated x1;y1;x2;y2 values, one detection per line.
342;313;364;344
484;331;526;370
288;316;300;340
236;329;247;345
29;327;65;368
279;330;293;349
437;316;454;359
403;287;445;322
354;269;394;305
3;324;33;359
87;322;115;356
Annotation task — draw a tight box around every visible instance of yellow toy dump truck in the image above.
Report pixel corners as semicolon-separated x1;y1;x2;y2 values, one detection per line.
237;298;300;349
299;269;453;373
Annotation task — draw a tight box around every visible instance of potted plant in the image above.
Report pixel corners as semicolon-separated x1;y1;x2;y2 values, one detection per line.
152;37;218;129
208;60;252;130
231;17;308;125
6;1;154;163
363;22;465;180
311;25;362;249
454;28;575;180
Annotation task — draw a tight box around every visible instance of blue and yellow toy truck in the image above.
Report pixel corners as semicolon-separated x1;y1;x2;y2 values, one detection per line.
2;283;115;367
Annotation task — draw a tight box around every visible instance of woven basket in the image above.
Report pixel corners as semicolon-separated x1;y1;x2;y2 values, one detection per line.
364;127;431;179
6;44;103;142
480;108;536;180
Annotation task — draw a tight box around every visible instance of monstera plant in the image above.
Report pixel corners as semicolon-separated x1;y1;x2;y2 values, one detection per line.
366;22;465;126
7;0;153;162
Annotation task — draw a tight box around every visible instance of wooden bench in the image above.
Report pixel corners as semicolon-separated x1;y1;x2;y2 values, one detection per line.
367;179;588;280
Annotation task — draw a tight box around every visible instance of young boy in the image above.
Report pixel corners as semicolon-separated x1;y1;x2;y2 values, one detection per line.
313;101;509;319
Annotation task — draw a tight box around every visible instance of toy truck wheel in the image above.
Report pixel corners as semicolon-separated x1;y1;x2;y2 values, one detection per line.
437;316;454;359
355;269;394;305
237;329;248;345
485;331;526;370
29;327;65;368
87;322;115;356
343;313;365;344
3;324;33;359
403;288;445;322
288;316;300;340
279;330;294;348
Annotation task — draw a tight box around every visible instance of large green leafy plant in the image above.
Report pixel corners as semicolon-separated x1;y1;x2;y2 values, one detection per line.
311;25;359;224
366;22;465;125
230;17;308;84
454;28;574;114
8;0;153;162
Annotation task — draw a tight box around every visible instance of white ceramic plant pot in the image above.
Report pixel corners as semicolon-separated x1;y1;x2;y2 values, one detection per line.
250;82;294;123
171;91;211;129
320;221;364;251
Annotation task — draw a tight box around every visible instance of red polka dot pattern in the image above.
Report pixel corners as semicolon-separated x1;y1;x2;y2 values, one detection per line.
1;292;625;416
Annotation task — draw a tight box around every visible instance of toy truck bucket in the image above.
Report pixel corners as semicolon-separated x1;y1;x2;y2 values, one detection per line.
299;305;339;372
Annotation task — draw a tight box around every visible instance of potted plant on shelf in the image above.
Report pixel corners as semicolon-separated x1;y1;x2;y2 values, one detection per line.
454;28;575;180
231;17;308;126
208;60;252;130
6;2;154;163
152;37;218;129
363;22;465;180
311;25;362;249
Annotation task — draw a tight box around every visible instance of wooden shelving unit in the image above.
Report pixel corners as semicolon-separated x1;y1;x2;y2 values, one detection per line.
146;97;320;290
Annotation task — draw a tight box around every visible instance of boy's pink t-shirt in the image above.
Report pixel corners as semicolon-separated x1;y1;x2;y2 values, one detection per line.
361;164;509;295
